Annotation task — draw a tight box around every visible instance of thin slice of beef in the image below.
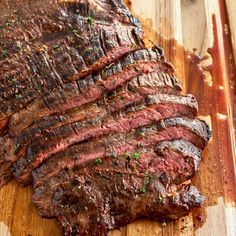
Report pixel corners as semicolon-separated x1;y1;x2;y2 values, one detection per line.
0;0;144;121
7;48;172;135
157;117;211;146
33;150;203;235
12;94;198;185
32;117;208;188
154;139;202;185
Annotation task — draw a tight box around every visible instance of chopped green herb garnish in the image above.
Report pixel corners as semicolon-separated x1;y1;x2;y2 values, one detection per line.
13;143;21;154
15;93;23;99
5;18;17;27
132;152;140;160
53;44;61;51
144;174;152;185
137;143;142;148
129;86;136;92
136;105;145;111
71;29;79;34
140;186;147;193
34;84;42;90
84;47;93;53
95;158;103;165
87;16;94;24
111;152;117;158
2;49;8;57
132;60;137;64
130;43;137;50
157;194;164;202
69;26;78;32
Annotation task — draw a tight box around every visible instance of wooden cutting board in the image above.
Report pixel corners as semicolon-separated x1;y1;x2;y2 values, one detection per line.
0;0;236;235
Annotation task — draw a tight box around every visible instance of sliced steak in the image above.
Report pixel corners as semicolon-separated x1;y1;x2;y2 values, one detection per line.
0;70;182;187
12;94;198;185
0;0;143;120
0;1;210;235
11;70;182;153
7;48;172;135
33;150;203;234
32;117;208;188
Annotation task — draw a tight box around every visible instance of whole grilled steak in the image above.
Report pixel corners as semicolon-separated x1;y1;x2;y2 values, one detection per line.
0;0;211;235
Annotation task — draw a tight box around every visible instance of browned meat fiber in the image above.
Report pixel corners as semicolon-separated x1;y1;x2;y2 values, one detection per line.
0;0;211;235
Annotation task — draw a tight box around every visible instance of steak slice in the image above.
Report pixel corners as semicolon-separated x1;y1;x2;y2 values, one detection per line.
157;117;211;147
33;148;203;235
12;94;198;185
32;117;208;188
0;0;143;121
7;48;172;135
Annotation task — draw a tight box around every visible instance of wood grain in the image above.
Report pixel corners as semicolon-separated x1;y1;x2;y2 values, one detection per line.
225;0;236;63
0;0;236;235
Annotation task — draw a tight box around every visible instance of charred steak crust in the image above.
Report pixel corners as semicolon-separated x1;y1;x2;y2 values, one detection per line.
0;0;211;235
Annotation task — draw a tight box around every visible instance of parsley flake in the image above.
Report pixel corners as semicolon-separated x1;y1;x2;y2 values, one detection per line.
132;152;140;160
140;186;147;193
87;16;94;24
95;158;103;165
